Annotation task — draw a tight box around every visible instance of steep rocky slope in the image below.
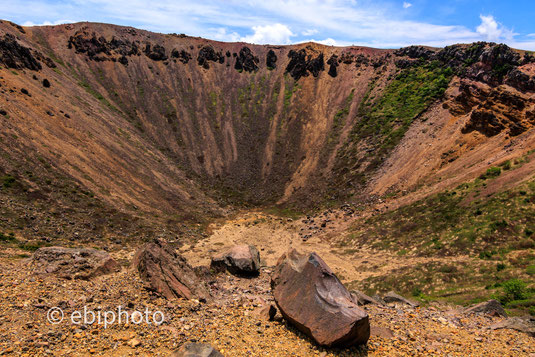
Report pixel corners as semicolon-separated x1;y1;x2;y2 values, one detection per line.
1;20;535;221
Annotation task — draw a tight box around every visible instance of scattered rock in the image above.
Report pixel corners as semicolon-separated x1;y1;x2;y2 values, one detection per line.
351;290;384;306
253;303;278;321
271;249;370;347
464;299;507;317
31;247;120;280
133;239;210;301
383;291;419;307
21;88;29;96
490;316;535;337
42;79;50;88
370;325;395;339
172;342;224;357
210;245;260;276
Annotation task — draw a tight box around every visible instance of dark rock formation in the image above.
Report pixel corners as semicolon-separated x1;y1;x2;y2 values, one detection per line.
171;49;192;64
42;79;50;88
266;49;277;69
144;43;167;61
171;342;224;357
339;52;354;64
132;239;210;301
197;45;224;69
31;247;120;280
271;249;370;347
68;31;140;62
286;49;325;80
307;53;324;77
464;299;507;317
234;46;259;72
0;34;42;71
327;54;339;77
210;245;261;276
395;46;435;60
506;68;535;92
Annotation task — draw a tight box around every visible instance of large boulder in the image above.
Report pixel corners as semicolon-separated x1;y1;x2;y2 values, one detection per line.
271;249;370;347
171;342;224;357
464;299;507;317
210;245;260;276
31;247;120;280
132;239;210;301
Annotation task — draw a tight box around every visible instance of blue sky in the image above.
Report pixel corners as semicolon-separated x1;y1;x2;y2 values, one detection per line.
2;0;535;49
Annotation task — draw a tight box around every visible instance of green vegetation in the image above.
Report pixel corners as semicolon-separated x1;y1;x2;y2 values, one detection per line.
1;175;16;188
355;62;452;158
480;166;501;179
78;79;120;112
499;279;528;303
0;232;16;242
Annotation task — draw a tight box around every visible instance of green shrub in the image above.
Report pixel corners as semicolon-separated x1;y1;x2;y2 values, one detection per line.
527;265;535;276
1;175;16;188
501;279;528;303
480;166;501;179
496;263;506;272
0;232;16;242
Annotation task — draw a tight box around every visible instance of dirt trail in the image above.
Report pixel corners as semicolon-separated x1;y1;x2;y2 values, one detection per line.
180;211;473;285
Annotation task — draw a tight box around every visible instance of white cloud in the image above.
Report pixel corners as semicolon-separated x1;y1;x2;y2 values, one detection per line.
403;2;412;9
3;0;535;50
240;23;295;44
22;19;75;27
299;38;339;46
302;29;318;36
476;15;514;42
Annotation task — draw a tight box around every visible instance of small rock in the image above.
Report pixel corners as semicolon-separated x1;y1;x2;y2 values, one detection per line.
464;299;506;317
171;342;223;356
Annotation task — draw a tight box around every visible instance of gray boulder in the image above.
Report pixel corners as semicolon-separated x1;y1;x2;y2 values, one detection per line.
464;299;507;317
172;342;224;357
210;245;260;276
383;291;419;307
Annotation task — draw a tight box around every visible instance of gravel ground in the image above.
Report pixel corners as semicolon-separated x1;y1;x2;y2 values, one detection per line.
0;248;533;357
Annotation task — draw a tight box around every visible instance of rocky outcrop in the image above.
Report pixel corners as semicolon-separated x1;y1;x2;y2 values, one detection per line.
266;49;277;69
464;299;507;317
0;34;42;71
210;245;261;276
144;43;167;61
234;46;259;72
286;49;325;80
395;46;435;60
460;86;535;137
197;45;224;69
31;247;120;280
506;68;535;92
68;30;140;61
132;239;210;301
327;54;338;77
171;49;192;64
172;342;224;357
271;249;370;347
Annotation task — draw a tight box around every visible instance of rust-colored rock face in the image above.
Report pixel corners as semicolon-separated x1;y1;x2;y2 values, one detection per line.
271;249;370;347
132;239;210;301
